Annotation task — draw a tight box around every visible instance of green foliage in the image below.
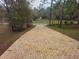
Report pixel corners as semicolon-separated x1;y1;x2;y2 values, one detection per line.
53;0;79;20
4;0;32;31
48;24;79;40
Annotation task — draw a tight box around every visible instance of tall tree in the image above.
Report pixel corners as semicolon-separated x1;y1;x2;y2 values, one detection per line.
3;0;32;31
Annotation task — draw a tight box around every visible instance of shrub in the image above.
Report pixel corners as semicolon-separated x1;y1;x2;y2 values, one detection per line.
64;21;69;25
70;21;74;24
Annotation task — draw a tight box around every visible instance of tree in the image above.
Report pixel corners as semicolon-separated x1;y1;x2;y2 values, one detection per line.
52;0;79;25
3;0;32;31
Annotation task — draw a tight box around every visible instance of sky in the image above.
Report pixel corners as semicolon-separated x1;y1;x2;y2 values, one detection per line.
0;0;4;5
28;0;51;9
76;0;79;3
28;0;79;9
0;0;51;8
0;0;79;9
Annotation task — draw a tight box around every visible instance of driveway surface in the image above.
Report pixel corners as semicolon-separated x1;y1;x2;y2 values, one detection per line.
0;25;79;59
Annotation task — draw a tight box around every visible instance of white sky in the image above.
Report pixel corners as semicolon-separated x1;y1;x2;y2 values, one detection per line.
28;0;51;9
76;0;79;3
0;0;51;8
31;0;41;8
0;0;4;5
28;0;79;9
0;0;79;9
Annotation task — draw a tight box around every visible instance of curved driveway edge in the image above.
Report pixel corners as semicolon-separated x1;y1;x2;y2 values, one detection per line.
0;25;79;59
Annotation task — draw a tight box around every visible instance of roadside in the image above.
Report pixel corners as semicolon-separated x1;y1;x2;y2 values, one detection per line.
47;24;79;41
0;25;79;59
0;25;34;56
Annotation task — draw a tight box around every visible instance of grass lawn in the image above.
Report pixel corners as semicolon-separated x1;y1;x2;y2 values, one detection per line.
47;24;79;41
0;26;34;56
33;19;79;41
33;19;49;24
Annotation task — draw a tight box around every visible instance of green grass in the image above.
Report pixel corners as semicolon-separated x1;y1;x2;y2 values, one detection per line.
33;19;79;41
33;19;78;25
47;24;79;41
33;19;49;24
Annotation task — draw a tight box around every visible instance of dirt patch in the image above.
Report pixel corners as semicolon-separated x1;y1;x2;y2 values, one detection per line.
0;26;34;56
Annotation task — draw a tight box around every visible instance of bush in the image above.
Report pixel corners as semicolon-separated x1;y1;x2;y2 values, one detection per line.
70;21;74;24
64;21;69;25
5;0;32;32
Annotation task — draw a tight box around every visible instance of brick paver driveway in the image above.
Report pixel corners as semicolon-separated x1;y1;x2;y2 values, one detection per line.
0;24;79;59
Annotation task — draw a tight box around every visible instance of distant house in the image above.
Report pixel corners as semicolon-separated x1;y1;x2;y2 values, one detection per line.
38;17;42;20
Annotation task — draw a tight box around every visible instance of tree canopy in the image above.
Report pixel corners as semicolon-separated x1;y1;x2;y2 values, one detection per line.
2;0;32;31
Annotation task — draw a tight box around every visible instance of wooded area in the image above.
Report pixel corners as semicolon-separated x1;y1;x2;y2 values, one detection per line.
0;0;32;32
0;0;79;57
0;0;79;32
33;0;79;27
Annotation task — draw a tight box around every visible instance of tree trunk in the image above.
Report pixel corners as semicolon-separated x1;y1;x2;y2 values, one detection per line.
49;0;53;25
